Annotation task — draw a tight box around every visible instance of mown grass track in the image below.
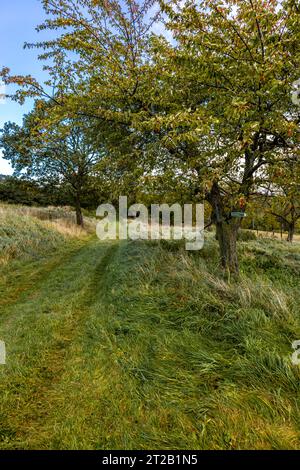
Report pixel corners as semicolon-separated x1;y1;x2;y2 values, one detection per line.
0;232;300;449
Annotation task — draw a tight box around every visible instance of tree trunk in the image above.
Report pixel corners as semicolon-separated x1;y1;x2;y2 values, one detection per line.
75;195;84;227
207;144;258;274
207;181;241;275
287;222;295;243
216;220;240;274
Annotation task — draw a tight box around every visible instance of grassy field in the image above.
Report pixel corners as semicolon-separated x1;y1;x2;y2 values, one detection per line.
0;205;300;449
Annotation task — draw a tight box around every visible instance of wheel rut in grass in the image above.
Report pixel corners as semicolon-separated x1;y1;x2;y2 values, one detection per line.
0;240;88;310
28;242;119;400
84;243;119;307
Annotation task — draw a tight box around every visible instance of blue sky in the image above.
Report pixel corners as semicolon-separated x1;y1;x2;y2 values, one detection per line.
0;0;50;174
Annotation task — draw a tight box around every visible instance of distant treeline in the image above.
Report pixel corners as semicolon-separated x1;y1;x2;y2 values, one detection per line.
0;176;101;210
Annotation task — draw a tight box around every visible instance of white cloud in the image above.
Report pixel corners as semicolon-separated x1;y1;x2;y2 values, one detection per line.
0;151;13;175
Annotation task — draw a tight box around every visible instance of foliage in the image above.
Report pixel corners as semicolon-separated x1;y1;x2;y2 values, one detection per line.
0;108;104;225
266;157;300;241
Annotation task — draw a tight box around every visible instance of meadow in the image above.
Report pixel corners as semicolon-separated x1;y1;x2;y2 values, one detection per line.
0;205;299;449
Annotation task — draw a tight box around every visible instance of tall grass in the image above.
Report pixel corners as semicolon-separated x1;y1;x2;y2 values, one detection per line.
0;204;92;265
0;210;299;449
75;235;299;449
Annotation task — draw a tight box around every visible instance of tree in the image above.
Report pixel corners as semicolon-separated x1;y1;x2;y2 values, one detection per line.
267;157;300;242
0;0;159;141
0;0;161;220
0;104;102;226
142;0;300;272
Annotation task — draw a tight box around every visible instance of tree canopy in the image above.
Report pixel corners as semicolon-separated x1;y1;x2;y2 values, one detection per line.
1;0;300;271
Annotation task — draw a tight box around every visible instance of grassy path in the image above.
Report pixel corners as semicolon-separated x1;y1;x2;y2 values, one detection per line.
0;238;119;449
0;236;300;449
0;239;88;310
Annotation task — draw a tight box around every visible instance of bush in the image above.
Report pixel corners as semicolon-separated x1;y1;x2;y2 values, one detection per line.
238;230;257;241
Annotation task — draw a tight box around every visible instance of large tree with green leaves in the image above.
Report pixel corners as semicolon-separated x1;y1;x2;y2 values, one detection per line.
142;0;300;272
0;0;159;136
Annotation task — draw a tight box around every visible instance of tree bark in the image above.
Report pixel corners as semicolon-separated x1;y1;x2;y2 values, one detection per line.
216;220;240;274
207;182;241;274
74;194;84;227
287;222;295;243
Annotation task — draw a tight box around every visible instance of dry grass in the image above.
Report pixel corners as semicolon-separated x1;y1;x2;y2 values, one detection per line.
250;229;300;242
0;204;93;265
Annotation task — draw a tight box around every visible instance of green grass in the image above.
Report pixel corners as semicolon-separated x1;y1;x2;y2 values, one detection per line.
0;207;300;449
